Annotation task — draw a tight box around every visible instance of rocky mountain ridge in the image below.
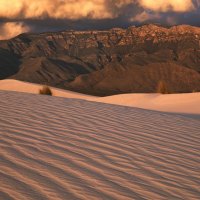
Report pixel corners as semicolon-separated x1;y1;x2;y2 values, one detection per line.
0;24;200;95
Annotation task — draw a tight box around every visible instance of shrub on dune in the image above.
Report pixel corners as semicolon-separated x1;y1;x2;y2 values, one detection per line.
39;85;53;96
157;81;170;94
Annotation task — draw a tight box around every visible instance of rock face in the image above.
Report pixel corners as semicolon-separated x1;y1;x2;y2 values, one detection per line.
0;24;200;95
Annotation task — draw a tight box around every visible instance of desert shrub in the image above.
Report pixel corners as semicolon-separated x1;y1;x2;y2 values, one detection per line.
156;80;169;94
39;85;53;96
192;89;199;93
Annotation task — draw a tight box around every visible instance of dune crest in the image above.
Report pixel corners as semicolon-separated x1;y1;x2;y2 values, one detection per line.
1;79;200;115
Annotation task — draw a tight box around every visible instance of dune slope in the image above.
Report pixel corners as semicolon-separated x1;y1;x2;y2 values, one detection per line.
1;79;200;115
0;91;200;200
98;93;200;115
0;79;92;100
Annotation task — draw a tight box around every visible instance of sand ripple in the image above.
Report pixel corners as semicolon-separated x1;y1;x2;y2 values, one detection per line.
0;91;200;200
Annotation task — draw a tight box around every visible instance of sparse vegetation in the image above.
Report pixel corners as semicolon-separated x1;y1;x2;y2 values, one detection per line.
192;89;199;93
157;81;169;94
39;85;53;96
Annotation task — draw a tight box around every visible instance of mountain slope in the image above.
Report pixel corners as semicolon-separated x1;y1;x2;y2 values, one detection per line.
67;62;200;95
0;24;200;95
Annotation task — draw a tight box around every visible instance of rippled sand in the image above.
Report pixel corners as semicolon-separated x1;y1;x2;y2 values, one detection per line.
0;91;200;199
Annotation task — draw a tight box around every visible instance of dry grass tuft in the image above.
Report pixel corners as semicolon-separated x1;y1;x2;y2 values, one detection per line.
39;85;53;96
157;81;170;94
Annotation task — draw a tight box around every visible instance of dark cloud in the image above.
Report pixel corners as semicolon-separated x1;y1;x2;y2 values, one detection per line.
0;0;199;40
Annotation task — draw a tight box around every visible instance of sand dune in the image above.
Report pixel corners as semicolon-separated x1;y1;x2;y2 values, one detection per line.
0;90;200;199
1;79;200;115
0;79;92;100
98;93;200;115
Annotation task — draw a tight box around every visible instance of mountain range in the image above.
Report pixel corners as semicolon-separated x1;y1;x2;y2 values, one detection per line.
0;24;200;96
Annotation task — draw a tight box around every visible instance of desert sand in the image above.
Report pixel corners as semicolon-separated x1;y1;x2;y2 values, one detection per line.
0;90;200;199
98;93;200;115
0;79;200;115
0;79;92;100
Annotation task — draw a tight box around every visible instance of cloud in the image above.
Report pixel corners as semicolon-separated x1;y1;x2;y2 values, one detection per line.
131;11;160;23
0;0;199;40
0;0;198;22
0;22;30;40
0;0;135;38
0;0;197;20
139;0;195;12
0;0;134;20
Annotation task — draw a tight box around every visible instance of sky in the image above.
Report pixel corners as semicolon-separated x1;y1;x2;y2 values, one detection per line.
0;0;200;40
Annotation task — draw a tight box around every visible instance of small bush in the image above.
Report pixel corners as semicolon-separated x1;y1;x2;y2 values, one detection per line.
157;81;169;94
39;85;53;96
